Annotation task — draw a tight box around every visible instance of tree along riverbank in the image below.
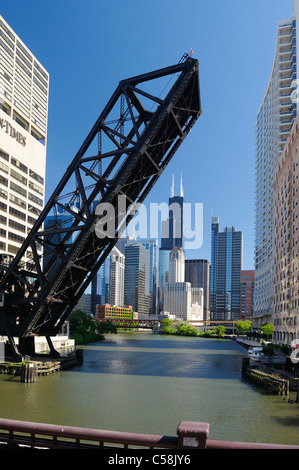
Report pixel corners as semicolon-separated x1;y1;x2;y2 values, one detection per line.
69;309;117;345
159;319;226;338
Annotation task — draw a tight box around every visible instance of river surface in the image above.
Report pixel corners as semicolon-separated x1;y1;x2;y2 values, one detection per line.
0;332;299;446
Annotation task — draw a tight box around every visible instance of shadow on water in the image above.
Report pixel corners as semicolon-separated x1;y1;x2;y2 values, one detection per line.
240;376;284;396
274;416;299;426
93;334;246;352
70;334;248;380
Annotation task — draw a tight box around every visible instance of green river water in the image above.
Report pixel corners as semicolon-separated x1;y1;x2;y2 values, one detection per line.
0;332;298;446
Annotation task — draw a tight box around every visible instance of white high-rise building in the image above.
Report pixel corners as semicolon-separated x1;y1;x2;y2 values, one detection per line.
164;282;192;320
0;16;49;267
253;1;299;324
164;246;203;321
190;287;204;320
168;247;185;283
124;238;159;315
109;247;125;307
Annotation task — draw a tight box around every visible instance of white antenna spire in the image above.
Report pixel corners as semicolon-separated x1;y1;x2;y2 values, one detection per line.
170;175;174;198
180;173;184;197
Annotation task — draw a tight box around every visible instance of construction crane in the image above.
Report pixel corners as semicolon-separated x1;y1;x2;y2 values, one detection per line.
0;55;201;360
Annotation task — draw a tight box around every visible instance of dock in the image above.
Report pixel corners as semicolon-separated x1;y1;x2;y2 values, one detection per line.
242;357;290;396
0;351;82;382
246;367;289;395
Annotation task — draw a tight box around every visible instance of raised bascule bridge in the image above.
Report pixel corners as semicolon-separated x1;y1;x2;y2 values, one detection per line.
0;55;202;361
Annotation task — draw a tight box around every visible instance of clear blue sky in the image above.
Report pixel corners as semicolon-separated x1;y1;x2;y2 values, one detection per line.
1;0;294;269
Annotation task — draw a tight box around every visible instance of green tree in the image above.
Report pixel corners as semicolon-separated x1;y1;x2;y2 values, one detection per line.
97;319;117;335
176;322;199;337
199;330;212;338
69;309;117;344
236;320;252;334
212;325;226;337
160;318;174;328
162;326;178;335
259;323;273;338
199;325;225;338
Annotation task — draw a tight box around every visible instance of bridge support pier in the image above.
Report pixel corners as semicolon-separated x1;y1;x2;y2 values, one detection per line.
18;336;35;359
6;336;23;362
45;336;61;358
17;336;60;360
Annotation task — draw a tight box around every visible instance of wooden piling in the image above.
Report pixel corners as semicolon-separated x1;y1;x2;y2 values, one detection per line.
242;357;250;375
20;363;36;383
246;367;289;396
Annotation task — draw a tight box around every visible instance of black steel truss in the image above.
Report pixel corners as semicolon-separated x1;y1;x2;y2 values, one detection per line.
0;56;201;358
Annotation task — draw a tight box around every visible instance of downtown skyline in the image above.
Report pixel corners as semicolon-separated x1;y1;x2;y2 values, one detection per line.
1;5;299;450
0;0;294;271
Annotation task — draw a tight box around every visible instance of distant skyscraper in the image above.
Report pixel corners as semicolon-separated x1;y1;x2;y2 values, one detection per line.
240;270;255;320
91;258;110;315
254;1;299;322
209;216;219;318
115;236;136;255
185;259;210;321
158;248;169;313
168;247;185;283
210;218;243;321
163;282;192;320
76;293;92;316
109;247;125;307
164;246;203;321
161;174;184;250
124;243;150;316
126;238;158;315
44;203;79;268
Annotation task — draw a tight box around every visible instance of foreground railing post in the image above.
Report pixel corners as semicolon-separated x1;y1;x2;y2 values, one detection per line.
177;421;210;449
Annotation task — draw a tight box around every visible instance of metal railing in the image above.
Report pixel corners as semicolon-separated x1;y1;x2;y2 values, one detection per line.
0;418;298;450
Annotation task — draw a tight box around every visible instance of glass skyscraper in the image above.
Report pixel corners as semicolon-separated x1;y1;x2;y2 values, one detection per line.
210;218;243;321
91;258;110;314
124;243;150;316
44;203;78;271
210;216;219;319
126;238;158;315
158;248;169;313
254;1;299;322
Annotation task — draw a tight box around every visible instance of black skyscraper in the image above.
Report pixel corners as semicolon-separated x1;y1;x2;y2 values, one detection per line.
161;175;184;250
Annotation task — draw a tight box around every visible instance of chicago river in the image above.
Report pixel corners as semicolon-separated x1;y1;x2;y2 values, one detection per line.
0;332;298;446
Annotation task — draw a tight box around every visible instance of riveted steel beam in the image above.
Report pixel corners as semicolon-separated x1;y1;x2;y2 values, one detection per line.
0;56;201;358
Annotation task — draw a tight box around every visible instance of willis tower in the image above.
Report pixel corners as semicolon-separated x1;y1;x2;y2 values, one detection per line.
161;174;184;250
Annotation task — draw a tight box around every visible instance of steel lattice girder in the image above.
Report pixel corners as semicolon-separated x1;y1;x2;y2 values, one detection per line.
0;57;201;340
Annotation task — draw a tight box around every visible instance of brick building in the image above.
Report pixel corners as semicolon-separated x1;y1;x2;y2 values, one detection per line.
95;304;137;321
240;270;254;320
